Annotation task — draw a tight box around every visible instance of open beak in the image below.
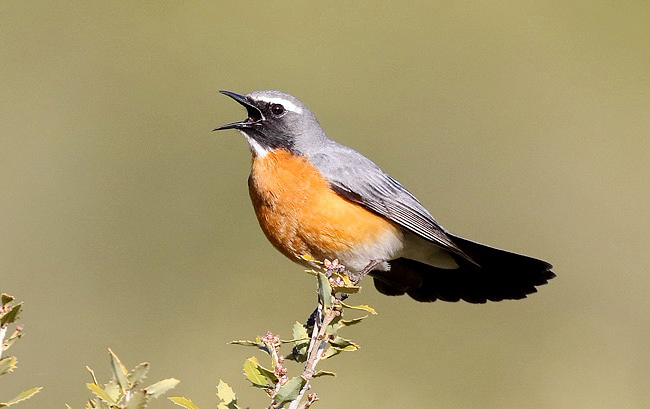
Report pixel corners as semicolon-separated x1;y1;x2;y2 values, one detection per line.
213;90;264;131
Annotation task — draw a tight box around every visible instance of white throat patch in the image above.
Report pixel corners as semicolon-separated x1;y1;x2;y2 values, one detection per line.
241;133;270;157
256;96;303;114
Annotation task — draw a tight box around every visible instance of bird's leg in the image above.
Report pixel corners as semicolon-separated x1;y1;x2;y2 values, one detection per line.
352;259;384;285
338;259;385;302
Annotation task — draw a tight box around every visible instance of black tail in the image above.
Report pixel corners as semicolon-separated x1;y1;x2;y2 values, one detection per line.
371;235;555;303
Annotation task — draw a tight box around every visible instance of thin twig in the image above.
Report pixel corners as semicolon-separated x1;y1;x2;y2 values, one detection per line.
287;300;338;409
0;325;7;359
264;333;288;403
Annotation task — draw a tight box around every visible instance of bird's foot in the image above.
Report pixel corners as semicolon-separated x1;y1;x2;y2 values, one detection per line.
348;259;384;286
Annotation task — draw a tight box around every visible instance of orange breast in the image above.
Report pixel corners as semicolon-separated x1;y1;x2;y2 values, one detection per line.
248;150;399;266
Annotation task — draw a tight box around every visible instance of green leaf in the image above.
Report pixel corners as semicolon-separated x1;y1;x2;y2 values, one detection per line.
243;357;270;388
0;357;17;375
331;285;361;294
313;370;336;377
274;377;306;404
0;303;22;326
108;349;130;394
303;269;319;277
300;254;322;264
0;387;42;407
103;380;121;402
229;338;264;347
330;315;368;334
341;302;377;315
284;350;305;363
340;316;368;326
2;329;23;352
321;348;341;360
144;378;179;398
292;321;309;341
0;294;14;307
124;390;149;409
286;322;310;362
169;397;201;409
128;362;150;387
317;273;332;308
216;380;236;404
255;361;278;383
329;336;359;351
86;383;118;406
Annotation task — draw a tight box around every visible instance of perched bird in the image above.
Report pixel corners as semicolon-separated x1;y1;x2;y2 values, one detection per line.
214;90;554;303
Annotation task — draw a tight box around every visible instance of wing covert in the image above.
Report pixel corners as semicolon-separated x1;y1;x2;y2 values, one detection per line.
309;148;470;261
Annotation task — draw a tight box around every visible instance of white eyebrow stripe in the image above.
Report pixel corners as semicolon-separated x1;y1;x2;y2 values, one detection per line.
256;97;303;114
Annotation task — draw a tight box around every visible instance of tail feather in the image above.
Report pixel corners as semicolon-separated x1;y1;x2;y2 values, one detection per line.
372;235;555;303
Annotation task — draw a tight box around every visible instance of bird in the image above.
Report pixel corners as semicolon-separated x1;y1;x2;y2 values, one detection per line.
214;90;555;303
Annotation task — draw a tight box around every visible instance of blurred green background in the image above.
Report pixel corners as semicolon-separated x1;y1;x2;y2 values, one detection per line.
1;1;649;408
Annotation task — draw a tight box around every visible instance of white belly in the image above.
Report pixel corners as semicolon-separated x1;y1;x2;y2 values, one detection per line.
333;228;405;273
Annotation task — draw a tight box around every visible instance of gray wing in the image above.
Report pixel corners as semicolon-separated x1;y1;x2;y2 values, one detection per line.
309;146;471;261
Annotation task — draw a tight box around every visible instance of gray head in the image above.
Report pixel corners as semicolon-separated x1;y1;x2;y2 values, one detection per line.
214;90;330;156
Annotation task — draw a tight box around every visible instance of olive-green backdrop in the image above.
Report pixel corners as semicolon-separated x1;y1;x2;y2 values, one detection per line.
1;1;648;408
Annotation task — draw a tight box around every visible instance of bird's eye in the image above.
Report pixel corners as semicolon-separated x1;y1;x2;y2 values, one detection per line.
271;103;285;116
